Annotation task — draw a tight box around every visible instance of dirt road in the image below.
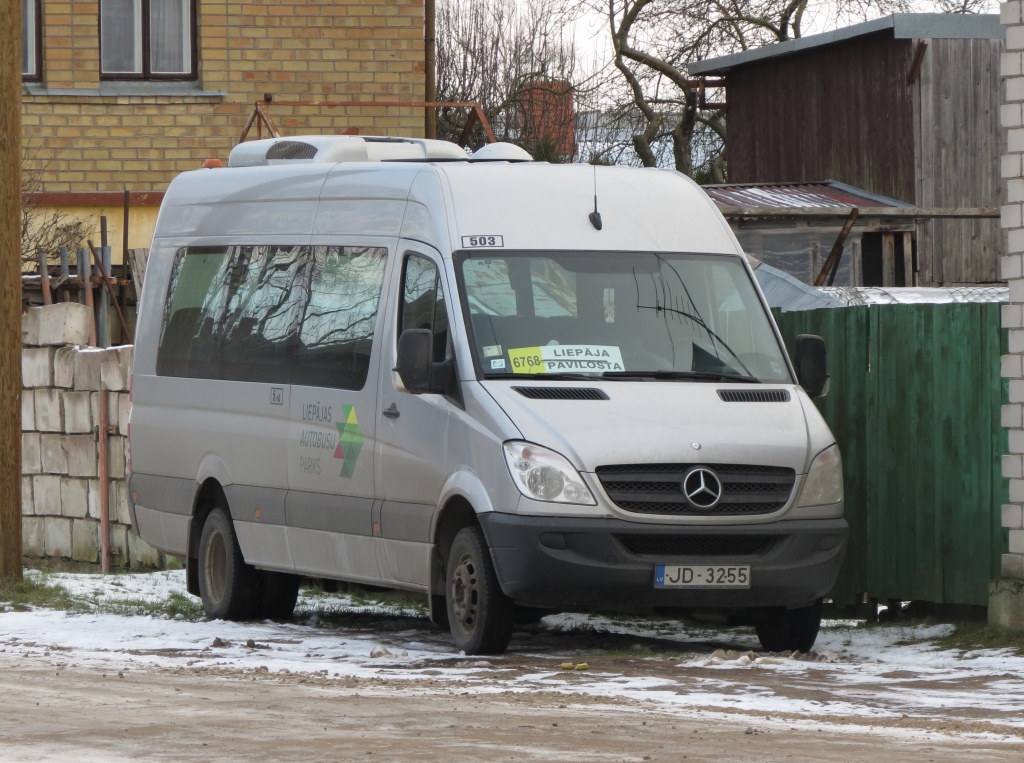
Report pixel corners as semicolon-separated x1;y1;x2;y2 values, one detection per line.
0;647;1021;762
3;571;1023;762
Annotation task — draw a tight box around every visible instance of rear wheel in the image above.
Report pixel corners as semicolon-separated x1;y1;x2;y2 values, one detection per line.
755;598;824;653
446;526;514;655
261;572;302;621
197;507;261;620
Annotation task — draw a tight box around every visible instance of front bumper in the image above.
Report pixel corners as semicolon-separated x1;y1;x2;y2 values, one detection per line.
478;513;848;613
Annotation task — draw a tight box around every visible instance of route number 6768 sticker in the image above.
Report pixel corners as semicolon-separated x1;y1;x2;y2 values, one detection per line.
461;235;504;248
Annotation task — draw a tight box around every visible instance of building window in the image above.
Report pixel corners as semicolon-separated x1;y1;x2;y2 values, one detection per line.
100;0;196;79
22;0;41;81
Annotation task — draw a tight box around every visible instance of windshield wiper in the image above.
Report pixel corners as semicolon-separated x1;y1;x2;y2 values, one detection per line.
485;372;600;381
601;370;762;383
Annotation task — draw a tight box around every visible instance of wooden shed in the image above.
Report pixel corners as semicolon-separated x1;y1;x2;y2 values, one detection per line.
689;13;1004;286
703;180;917;287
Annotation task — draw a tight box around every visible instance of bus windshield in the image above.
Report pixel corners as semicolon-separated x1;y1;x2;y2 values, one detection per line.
457;250;791;383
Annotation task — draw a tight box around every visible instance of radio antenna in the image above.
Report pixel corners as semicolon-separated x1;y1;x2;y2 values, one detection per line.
589;164;603;231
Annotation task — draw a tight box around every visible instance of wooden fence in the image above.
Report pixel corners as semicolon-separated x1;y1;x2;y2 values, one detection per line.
774;304;1008;607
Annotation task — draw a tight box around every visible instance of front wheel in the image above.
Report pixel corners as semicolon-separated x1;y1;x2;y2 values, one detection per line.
755;598;824;653
445;526;514;655
197;507;261;620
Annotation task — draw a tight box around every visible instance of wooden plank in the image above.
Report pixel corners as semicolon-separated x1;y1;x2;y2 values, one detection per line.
127;248;149;298
882;234;895;287
813;208;859;287
902;232;914;286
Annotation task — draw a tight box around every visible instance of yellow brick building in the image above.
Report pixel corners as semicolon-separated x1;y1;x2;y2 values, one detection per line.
21;0;427;259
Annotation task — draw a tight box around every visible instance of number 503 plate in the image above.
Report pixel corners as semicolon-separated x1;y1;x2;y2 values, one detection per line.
655;564;751;589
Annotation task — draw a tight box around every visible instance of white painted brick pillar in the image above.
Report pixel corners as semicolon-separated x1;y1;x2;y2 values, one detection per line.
1001;2;1024;584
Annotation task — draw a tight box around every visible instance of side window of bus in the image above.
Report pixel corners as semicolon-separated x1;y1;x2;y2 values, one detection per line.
219;245;307;383
157;247;232;378
400;254;448;363
293;246;389;390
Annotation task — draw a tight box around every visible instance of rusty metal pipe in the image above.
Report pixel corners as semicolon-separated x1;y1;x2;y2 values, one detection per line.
37;249;52;305
87;240;131;343
98;389;111;574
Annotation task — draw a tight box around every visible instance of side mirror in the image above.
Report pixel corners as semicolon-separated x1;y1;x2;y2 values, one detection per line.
794;334;830;398
395;329;432;393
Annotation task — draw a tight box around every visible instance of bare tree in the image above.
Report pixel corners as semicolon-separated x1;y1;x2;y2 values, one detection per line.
435;0;602;158
21;145;91;269
580;0;970;179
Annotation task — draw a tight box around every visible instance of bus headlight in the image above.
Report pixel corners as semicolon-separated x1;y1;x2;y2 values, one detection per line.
503;441;597;505
798;444;844;507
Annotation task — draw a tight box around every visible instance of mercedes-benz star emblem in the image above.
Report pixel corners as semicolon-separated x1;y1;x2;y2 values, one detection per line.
681;467;723;510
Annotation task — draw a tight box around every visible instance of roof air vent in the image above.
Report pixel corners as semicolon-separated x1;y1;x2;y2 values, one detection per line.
266;141;318;161
227;135;469;167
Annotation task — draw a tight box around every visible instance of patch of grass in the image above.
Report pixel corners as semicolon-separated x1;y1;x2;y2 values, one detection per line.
930;622;1024;656
99;592;205;621
0;573;86;613
849;615;1024;655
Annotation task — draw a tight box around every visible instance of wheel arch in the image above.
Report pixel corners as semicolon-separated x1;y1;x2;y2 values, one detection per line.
428;494;479;599
185;478;229;596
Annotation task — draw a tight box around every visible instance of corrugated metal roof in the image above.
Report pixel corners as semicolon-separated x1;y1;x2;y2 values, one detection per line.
689;13;1002;75
703;180;913;210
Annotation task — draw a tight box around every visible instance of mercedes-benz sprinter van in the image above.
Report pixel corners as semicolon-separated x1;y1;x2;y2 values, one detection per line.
128;135;847;655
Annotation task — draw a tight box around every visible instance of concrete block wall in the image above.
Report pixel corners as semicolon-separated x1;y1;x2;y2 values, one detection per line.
997;3;1024;629
22;0;426;193
20;304;165;569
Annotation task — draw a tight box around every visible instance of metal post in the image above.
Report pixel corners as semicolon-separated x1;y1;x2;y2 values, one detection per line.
98;218;109;347
59;246;70;302
98;389;111;574
78;247;97;346
101;246;112;346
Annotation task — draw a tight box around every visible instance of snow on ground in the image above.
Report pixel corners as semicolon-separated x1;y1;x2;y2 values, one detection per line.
3;569;1024;742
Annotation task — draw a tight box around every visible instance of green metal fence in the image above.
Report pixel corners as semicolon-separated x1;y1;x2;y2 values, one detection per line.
773;304;1008;607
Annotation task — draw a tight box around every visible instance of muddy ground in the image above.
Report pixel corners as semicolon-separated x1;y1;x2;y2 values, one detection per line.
1;619;1022;762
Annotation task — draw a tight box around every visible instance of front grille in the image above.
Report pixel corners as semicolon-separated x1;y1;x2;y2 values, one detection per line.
513;386;609;400
616;534;776;557
596;463;796;516
717;389;790;403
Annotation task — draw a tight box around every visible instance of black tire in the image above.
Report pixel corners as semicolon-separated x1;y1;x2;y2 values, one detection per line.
197;507;261;620
445;526;514;655
261;572;302;621
755;598;824;653
429;593;450;630
514;606;551;625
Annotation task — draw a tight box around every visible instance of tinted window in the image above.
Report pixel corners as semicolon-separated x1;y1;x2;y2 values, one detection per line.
293;246;388;389
400;255;448;363
157;245;388;388
220;246;307;383
157;247;231;378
